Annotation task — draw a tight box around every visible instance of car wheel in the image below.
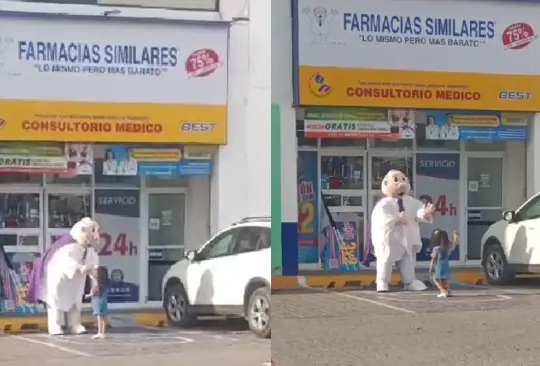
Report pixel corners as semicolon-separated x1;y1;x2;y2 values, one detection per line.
483;243;515;285
247;287;271;339
164;283;196;328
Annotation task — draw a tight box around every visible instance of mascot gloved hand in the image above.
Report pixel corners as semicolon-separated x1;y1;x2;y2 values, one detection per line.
371;170;436;293
27;217;100;335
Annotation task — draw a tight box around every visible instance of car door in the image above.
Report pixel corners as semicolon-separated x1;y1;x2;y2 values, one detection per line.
186;228;240;306
506;197;540;266
221;226;269;306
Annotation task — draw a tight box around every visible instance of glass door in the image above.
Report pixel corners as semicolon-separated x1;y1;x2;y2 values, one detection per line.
144;189;186;302
367;154;414;215
319;152;366;270
465;156;503;260
366;153;414;265
0;185;43;313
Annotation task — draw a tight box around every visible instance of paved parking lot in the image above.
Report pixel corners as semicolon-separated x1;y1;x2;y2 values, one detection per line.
272;280;540;366
0;318;270;366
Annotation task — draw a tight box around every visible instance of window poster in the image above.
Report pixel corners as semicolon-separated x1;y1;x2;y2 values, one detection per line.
416;154;460;261
94;189;140;302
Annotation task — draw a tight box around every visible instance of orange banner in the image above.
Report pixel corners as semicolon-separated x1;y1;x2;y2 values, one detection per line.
0;100;227;144
299;66;540;111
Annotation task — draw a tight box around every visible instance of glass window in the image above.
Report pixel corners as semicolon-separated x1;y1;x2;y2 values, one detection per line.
321;139;366;148
370;139;413;149
467;209;501;260
147;248;185;301
319;211;364;269
257;228;271;250
0;234;39;247
518;198;540;221
148;193;185;246
232;227;260;255
320;156;364;190
371;157;413;190
45;174;91;185
48;194;92;229
4;251;41;304
416;138;460;150
465;141;506;151
0;193;40;228
467;158;503;207
145;176;189;188
343;195;363;207
0;173;42;184
322;194;341;207
198;229;238;260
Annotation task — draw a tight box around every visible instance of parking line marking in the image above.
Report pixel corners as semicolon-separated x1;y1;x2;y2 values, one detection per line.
332;291;417;314
11;335;92;357
298;277;417;314
456;282;540;295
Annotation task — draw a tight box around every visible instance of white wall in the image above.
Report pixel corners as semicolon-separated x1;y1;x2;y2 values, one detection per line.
185;176;210;250
210;0;271;235
505;142;527;210
527;114;540;199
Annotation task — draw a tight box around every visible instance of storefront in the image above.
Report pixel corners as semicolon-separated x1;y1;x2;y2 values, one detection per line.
271;0;540;275
0;11;229;312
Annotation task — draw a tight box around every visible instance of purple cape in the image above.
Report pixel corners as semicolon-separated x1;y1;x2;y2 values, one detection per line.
26;234;74;304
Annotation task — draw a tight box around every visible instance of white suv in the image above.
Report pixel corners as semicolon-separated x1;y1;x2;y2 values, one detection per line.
481;192;540;285
161;217;271;338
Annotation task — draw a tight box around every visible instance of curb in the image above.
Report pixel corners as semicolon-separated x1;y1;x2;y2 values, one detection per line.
0;311;169;333
0;314;100;333
271;276;301;290
134;312;167;327
272;271;486;291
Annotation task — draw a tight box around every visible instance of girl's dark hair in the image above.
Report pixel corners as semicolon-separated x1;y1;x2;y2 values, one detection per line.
104;149;115;160
431;229;451;254
96;266;109;286
426;115;435;125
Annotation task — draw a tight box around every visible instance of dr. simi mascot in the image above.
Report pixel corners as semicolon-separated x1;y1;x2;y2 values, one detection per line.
27;217;100;335
371;170;436;292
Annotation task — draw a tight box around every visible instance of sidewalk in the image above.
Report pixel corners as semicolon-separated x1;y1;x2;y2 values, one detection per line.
271;267;486;290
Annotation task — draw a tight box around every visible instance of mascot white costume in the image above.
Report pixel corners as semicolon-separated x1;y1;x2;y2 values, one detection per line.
27;217;100;335
371;170;435;292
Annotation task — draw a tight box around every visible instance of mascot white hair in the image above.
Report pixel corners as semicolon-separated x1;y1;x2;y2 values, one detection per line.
370;170;435;292
27;217;100;335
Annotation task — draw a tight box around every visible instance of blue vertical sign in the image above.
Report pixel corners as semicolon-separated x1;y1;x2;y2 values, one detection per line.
297;151;319;264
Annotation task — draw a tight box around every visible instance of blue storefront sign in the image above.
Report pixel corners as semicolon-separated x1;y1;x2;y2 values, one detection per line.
99;145;212;177
423;110;528;141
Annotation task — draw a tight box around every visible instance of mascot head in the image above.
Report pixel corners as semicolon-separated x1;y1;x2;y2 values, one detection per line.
70;217;100;247
381;169;410;198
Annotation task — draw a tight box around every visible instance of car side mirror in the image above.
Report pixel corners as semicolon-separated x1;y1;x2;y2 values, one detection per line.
503;210;515;222
185;250;197;261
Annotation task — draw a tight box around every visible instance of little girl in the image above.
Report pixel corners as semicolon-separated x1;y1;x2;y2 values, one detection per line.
429;229;459;298
86;266;109;339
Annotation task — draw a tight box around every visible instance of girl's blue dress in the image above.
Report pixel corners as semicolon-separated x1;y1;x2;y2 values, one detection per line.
91;285;109;316
432;246;451;280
